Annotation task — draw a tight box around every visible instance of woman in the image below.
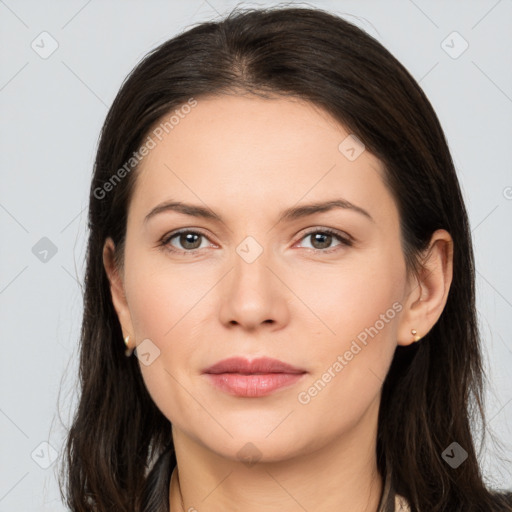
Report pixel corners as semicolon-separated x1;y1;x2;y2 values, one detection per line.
59;5;512;511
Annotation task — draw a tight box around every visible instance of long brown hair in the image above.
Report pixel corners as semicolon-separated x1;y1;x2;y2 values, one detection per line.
59;5;512;511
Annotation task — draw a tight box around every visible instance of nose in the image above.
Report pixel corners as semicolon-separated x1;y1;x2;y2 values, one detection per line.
218;244;290;331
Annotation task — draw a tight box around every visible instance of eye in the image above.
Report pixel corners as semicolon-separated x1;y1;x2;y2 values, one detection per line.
160;227;353;256
296;228;353;253
161;229;213;254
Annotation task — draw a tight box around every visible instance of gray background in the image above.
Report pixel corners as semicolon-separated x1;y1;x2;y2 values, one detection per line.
1;0;511;509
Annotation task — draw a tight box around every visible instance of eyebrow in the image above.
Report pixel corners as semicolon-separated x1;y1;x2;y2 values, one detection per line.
144;198;374;225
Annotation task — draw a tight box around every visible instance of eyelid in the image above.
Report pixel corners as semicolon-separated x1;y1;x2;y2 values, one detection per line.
297;226;354;243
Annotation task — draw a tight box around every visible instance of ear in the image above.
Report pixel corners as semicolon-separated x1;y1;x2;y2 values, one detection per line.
397;229;454;346
102;237;135;342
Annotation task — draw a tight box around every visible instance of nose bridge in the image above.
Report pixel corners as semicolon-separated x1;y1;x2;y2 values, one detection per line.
218;233;287;328
232;234;274;297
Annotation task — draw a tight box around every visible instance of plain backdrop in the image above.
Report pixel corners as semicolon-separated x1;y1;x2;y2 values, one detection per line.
0;0;511;509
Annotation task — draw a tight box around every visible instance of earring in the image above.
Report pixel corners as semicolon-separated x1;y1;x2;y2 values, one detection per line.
124;335;134;357
411;329;421;343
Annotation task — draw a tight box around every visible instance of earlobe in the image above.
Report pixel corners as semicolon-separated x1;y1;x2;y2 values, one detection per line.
397;229;454;346
102;237;135;342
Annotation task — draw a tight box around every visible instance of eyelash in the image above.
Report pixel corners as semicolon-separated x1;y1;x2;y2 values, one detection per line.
159;227;353;256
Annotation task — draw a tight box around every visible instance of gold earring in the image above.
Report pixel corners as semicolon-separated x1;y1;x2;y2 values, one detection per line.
411;329;421;342
124;335;134;357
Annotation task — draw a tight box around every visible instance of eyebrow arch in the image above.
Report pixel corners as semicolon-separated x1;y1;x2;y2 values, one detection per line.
280;199;374;223
144;198;374;225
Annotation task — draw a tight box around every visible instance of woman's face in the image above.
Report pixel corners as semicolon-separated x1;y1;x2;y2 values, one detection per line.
106;94;417;462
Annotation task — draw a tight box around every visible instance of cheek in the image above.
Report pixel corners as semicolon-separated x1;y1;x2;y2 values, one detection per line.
294;302;399;440
122;249;216;422
292;249;404;410
124;245;207;341
291;243;404;344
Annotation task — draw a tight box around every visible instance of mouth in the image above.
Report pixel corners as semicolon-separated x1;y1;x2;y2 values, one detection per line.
202;356;307;398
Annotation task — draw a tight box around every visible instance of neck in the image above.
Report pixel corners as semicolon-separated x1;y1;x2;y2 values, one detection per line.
169;399;383;512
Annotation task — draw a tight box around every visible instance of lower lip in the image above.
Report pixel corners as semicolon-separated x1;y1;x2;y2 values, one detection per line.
204;372;305;397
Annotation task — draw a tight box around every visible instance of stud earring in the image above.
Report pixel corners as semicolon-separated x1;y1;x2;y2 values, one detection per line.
411;329;421;343
124;335;134;357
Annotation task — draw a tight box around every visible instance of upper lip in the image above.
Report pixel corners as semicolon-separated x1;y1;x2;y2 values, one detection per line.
203;357;306;375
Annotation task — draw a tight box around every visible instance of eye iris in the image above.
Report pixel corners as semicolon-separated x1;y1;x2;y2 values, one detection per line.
311;232;332;250
180;232;201;250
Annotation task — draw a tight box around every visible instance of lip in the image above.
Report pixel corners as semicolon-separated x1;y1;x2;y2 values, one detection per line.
203;356;306;375
202;357;307;397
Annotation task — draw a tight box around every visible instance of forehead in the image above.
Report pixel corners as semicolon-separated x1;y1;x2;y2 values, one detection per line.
142;94;353;169
129;94;396;228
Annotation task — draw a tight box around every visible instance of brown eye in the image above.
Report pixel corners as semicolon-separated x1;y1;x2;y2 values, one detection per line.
309;232;333;250
178;232;202;250
297;228;352;253
162;230;210;253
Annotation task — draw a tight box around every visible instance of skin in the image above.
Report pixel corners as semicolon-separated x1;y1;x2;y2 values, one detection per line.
103;94;453;512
